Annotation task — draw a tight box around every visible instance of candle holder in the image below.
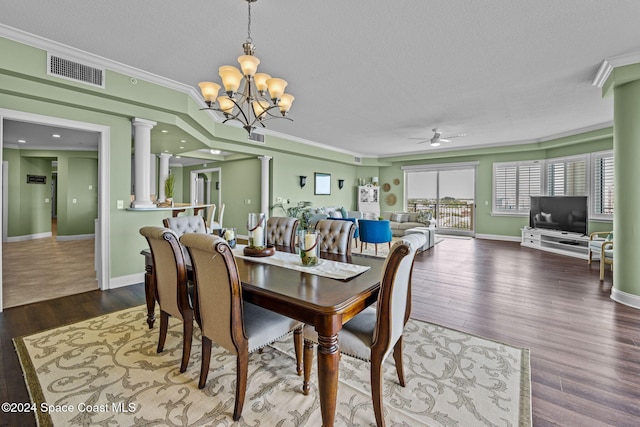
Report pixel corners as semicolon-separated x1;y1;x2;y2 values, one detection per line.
298;230;320;266
247;213;266;248
223;227;237;248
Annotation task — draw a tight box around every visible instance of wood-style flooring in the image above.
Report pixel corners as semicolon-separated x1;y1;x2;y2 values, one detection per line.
2;221;97;308
1;237;639;426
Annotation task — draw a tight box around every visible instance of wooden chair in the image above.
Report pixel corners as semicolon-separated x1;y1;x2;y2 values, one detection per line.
209;203;225;234
205;204;216;232
266;216;299;248
588;231;613;280
302;233;426;427
139;226;194;373
179;233;304;421
315;219;356;255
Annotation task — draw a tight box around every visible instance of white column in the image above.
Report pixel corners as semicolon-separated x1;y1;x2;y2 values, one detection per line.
157;153;172;202
258;156;272;217
131;118;157;208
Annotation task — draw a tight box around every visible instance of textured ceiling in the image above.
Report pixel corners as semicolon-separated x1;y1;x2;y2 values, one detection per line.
3;0;640;157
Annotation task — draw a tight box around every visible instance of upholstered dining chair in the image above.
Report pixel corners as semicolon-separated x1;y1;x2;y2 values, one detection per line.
209;203;225;234
330;217;360;248
179;233;304;421
163;215;207;263
315;219;356;256
358;219;393;256
588;231;614;280
139;226;195;373
266;216;299;248
301;233;425;427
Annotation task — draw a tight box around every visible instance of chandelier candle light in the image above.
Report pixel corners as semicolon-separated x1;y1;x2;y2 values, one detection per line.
198;0;294;136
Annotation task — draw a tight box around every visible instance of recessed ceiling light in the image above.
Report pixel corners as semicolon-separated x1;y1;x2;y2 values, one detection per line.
179;146;184;149
176;155;181;158
164;150;169;153
161;130;168;133
180;139;186;143
52;134;61;138
18;139;26;143
210;149;221;155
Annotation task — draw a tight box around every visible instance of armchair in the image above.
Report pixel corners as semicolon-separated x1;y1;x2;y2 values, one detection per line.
358;219;393;256
588;231;613;281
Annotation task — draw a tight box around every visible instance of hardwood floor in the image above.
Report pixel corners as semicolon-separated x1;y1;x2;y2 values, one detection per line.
1;238;639;426
2;221;98;308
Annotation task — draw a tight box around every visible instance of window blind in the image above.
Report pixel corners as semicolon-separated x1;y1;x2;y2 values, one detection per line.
594;153;614;215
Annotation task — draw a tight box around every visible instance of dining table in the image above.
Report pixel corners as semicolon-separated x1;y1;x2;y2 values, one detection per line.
141;244;385;426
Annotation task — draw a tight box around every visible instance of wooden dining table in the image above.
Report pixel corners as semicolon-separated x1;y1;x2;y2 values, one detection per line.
141;246;385;426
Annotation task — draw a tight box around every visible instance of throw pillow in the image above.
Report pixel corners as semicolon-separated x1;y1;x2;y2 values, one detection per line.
606;232;613;241
330;210;343;218
417;210;433;224
340;207;348;218
541;212;552;222
390;213;404;223
407;212;420;222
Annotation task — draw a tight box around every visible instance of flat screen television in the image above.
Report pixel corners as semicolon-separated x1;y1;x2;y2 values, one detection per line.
529;196;588;235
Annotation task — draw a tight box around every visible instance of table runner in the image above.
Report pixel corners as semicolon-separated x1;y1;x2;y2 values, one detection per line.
233;245;371;280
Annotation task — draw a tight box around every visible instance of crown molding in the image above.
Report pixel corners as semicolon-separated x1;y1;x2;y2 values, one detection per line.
592;50;640;88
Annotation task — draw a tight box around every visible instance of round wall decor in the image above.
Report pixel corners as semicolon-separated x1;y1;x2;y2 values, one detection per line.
385;193;397;206
393;178;400;185
382;183;391;192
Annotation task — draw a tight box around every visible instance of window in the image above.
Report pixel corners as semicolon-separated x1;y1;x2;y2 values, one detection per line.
493;161;542;214
593;151;614;217
546;155;586;196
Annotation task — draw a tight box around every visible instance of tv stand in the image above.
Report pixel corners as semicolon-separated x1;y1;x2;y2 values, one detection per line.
521;228;589;259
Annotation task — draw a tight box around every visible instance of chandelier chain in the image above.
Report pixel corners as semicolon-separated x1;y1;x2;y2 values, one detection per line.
247;0;252;43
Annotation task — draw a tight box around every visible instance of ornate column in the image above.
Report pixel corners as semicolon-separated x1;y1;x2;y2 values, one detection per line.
157;153;172;202
131;118;157;208
258;156;272;217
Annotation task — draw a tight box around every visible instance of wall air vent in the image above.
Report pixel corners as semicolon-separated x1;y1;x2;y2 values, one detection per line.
248;132;265;144
47;53;105;88
354;156;362;164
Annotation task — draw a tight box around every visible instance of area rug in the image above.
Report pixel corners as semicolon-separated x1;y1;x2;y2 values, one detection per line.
15;305;531;427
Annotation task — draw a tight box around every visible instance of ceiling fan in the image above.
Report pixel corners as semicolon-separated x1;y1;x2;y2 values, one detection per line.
410;128;466;147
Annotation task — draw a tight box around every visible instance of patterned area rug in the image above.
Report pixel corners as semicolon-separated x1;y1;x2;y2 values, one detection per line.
15;305;531;426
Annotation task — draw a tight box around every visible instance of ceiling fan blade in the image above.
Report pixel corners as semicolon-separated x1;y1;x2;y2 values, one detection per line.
409;137;430;140
439;138;451;143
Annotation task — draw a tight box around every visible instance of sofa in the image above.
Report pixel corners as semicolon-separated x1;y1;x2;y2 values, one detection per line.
380;211;436;237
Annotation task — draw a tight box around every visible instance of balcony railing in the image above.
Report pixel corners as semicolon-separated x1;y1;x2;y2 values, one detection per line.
407;201;474;232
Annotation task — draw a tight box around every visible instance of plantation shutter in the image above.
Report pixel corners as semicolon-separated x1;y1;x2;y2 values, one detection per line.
494;161;541;213
494;165;517;211
518;164;542;211
594;153;614;215
547;157;586;196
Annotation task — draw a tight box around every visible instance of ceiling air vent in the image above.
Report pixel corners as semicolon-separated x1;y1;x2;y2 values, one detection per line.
248;133;265;144
47;53;105;88
354;156;362;164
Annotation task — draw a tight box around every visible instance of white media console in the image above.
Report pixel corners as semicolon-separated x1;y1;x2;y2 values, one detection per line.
521;228;589;259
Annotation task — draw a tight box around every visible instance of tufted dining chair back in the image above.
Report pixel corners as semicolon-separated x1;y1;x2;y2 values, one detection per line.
163;215;207;263
266;217;299;248
315;219;355;255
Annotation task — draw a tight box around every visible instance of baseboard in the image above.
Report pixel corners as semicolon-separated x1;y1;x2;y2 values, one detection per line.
610;287;640;310
56;233;95;241
6;232;53;242
475;233;521;242
109;273;144;290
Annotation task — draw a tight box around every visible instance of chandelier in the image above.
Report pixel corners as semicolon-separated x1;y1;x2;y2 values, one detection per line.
198;0;294;136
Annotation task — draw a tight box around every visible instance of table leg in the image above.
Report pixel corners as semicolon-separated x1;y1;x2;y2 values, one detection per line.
144;264;156;328
317;333;339;426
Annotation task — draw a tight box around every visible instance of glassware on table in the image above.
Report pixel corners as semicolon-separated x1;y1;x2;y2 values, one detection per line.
298;230;320;266
223;227;237;248
247;213;266;248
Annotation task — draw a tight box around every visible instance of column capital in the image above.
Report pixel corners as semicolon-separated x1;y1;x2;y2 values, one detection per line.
158;153;173;159
132;118;157;129
258;155;272;162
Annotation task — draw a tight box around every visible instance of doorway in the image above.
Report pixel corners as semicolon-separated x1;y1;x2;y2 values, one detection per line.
404;163;477;237
0;110;110;311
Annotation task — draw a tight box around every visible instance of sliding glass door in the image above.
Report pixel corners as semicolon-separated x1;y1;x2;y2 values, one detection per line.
405;164;476;236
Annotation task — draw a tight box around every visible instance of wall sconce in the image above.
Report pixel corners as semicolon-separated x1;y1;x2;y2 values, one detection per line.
338;179;344;190
299;175;307;188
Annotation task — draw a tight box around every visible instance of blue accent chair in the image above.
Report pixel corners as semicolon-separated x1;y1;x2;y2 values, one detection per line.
329;217;359;248
358;219;393;256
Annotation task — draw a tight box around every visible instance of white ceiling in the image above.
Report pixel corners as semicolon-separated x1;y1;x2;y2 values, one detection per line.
3;0;640;157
